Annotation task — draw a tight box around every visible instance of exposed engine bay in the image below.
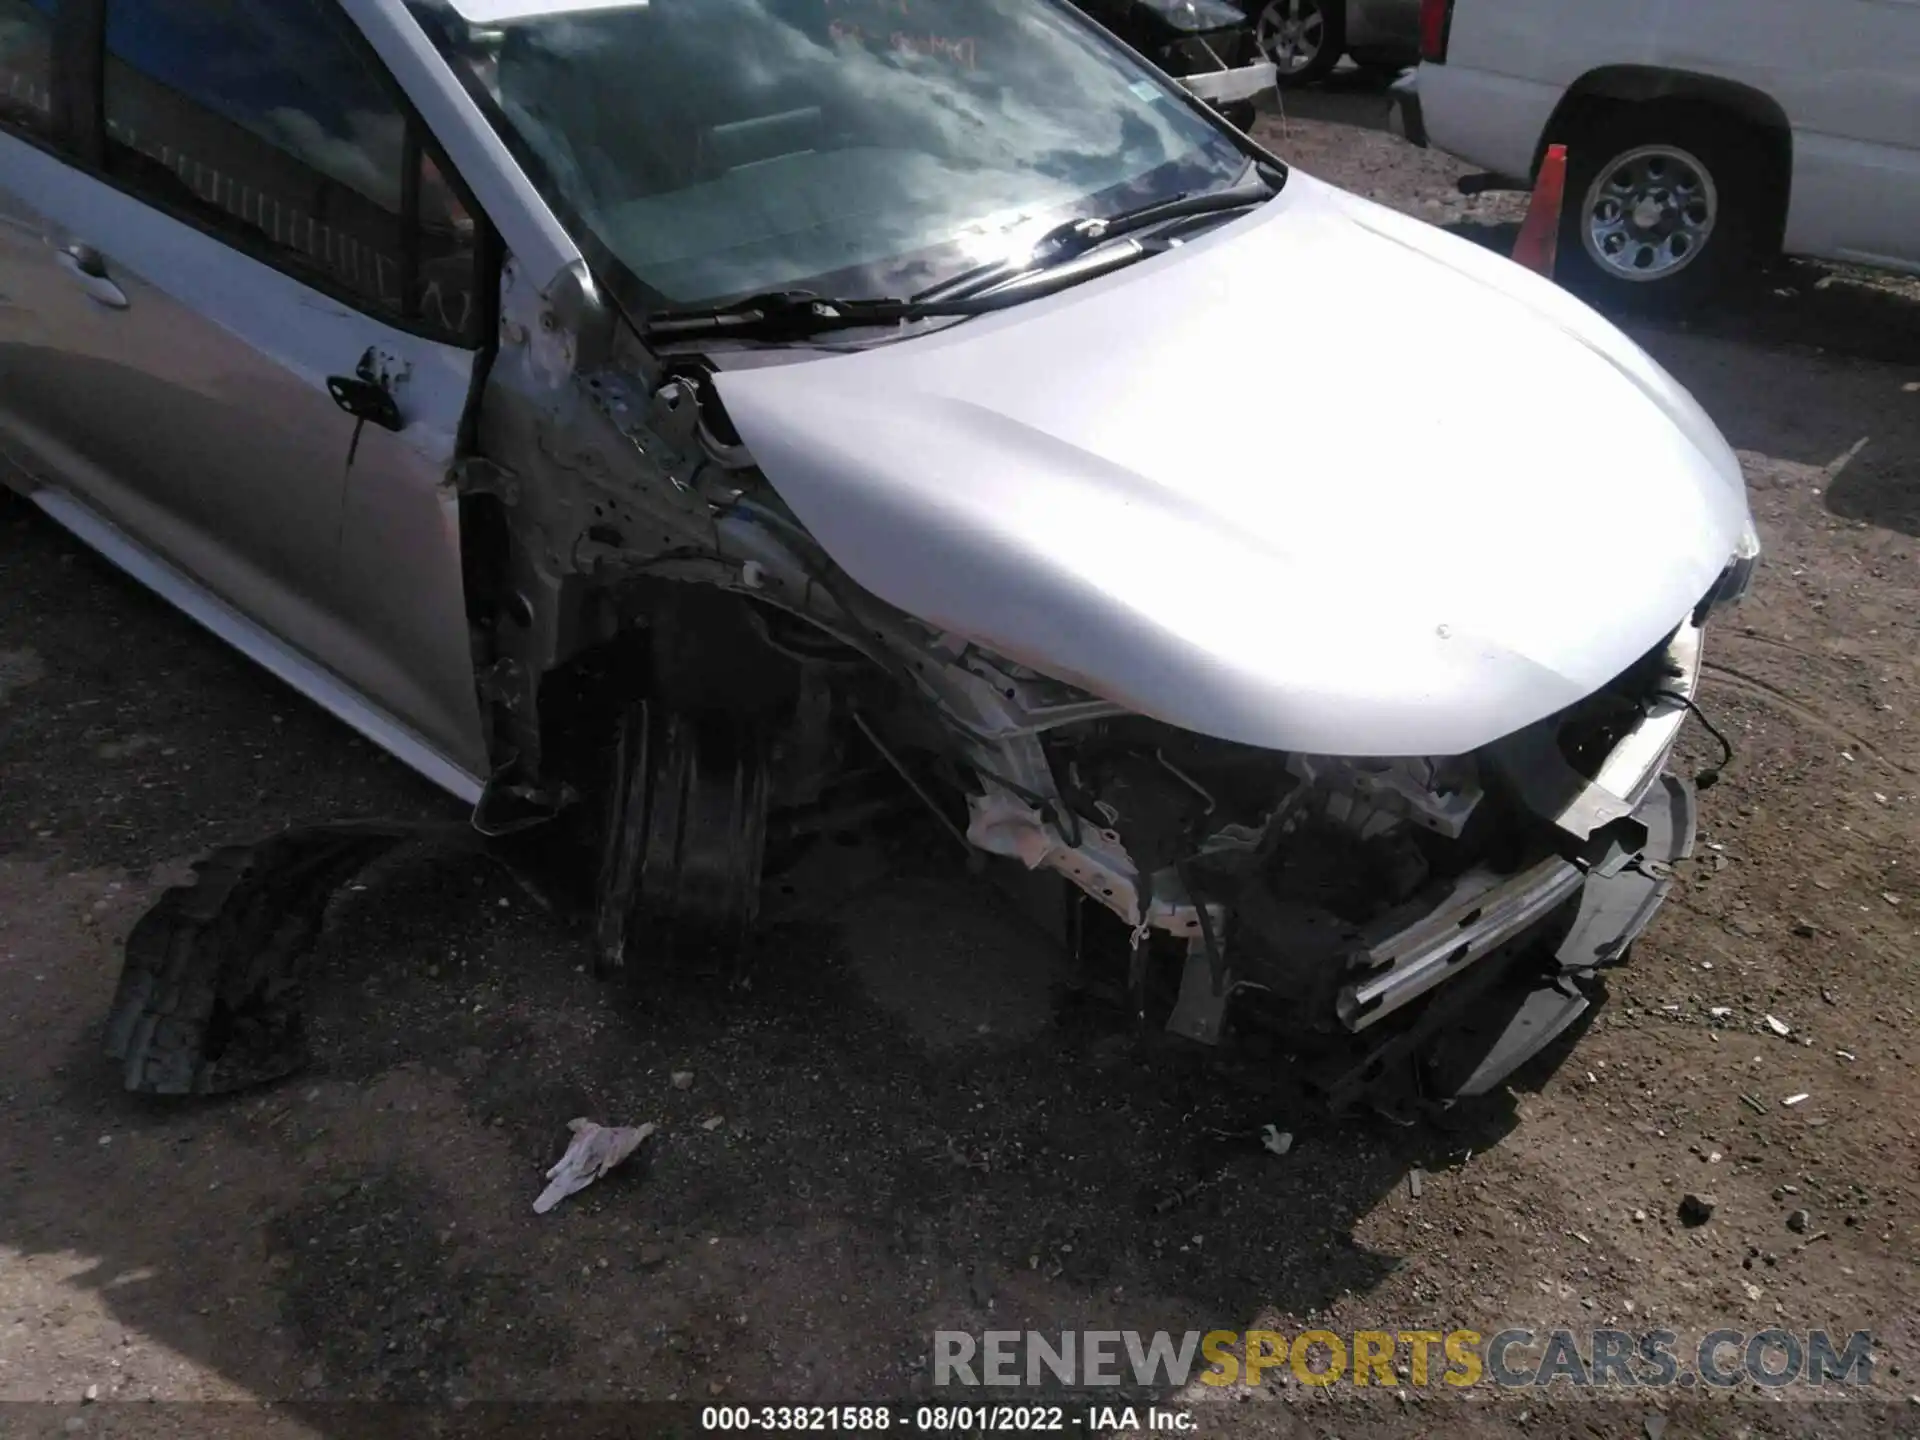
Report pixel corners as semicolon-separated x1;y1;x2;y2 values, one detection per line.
431;256;1745;1114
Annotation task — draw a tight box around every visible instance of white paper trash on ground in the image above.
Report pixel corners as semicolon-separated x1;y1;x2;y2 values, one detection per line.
534;1118;657;1214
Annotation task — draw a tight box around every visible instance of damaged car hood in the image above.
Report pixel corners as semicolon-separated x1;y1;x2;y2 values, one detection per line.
712;171;1755;758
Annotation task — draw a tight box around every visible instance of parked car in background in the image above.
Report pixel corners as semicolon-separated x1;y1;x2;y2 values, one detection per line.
1392;0;1920;304
1254;0;1420;87
1068;0;1274;130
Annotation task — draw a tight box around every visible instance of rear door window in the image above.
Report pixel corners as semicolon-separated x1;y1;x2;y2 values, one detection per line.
0;0;55;137
100;0;481;343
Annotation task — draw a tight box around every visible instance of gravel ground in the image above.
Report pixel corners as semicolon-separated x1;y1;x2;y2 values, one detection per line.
1;79;1917;1439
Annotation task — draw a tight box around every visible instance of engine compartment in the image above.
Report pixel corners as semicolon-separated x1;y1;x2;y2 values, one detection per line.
443;255;1718;1113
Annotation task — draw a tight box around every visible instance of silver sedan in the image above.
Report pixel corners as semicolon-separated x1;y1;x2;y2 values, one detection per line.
0;0;1755;1117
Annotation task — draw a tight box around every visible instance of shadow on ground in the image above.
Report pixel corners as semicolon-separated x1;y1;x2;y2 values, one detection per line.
1264;67;1402;134
9;821;1526;1412
0;492;1529;1420
1639;297;1920;540
1414;237;1920;540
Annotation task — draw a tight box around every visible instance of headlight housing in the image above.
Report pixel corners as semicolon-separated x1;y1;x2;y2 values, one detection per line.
1705;522;1761;614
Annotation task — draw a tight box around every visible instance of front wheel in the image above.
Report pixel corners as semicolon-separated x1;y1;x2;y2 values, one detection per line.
594;701;771;976
1556;106;1763;310
1256;0;1344;88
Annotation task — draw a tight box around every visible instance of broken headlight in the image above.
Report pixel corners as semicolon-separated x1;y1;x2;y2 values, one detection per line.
1705;522;1761;614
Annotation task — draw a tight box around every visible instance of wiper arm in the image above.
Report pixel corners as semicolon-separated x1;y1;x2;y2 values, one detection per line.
1031;174;1277;259
639;288;971;341
915;172;1278;304
639;175;1276;342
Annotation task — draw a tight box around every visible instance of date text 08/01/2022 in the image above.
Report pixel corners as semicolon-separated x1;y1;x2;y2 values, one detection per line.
700;1405;1194;1432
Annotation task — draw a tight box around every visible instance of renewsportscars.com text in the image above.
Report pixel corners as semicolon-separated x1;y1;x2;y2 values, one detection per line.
932;1328;1876;1390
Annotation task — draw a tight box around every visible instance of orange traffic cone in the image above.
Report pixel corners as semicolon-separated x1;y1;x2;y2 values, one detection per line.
1511;143;1567;277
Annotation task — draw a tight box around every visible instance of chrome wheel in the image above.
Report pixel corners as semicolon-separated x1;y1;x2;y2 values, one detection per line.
1581;143;1719;282
1256;0;1327;77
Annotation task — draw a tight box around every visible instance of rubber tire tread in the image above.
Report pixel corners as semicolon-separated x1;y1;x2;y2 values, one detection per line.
103;825;412;1095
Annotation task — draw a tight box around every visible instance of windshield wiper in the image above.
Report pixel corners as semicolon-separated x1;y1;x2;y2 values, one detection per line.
639;169;1280;342
638;288;974;342
915;169;1280;304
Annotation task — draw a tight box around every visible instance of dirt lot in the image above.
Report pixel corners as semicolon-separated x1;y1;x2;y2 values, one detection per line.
1;83;1917;1439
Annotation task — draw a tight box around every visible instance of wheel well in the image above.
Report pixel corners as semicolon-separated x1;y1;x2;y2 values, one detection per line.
529;584;875;788
1541;68;1793;254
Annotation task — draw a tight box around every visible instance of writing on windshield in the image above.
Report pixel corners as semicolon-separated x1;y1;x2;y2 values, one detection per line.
824;0;978;68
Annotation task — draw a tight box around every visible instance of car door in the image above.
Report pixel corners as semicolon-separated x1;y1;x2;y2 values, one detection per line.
0;0;489;795
0;1;116;491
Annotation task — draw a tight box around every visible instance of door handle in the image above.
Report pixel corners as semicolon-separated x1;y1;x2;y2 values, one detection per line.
325;374;403;432
54;241;129;309
64;241;108;278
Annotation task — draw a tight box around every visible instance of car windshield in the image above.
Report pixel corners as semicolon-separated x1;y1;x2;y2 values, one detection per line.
406;0;1259;314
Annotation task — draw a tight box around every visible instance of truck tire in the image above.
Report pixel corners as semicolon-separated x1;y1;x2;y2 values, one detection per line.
1556;104;1764;310
1258;0;1344;88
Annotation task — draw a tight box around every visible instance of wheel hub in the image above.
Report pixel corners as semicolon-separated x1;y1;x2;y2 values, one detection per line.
1257;0;1324;73
1581;144;1718;282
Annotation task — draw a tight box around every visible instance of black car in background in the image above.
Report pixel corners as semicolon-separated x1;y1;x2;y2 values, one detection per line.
1070;0;1275;129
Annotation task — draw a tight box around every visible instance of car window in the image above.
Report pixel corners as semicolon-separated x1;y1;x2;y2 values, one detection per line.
409;0;1254;312
100;0;479;343
0;0;55;137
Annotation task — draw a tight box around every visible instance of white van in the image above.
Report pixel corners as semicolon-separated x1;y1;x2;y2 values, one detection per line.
1390;0;1920;303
